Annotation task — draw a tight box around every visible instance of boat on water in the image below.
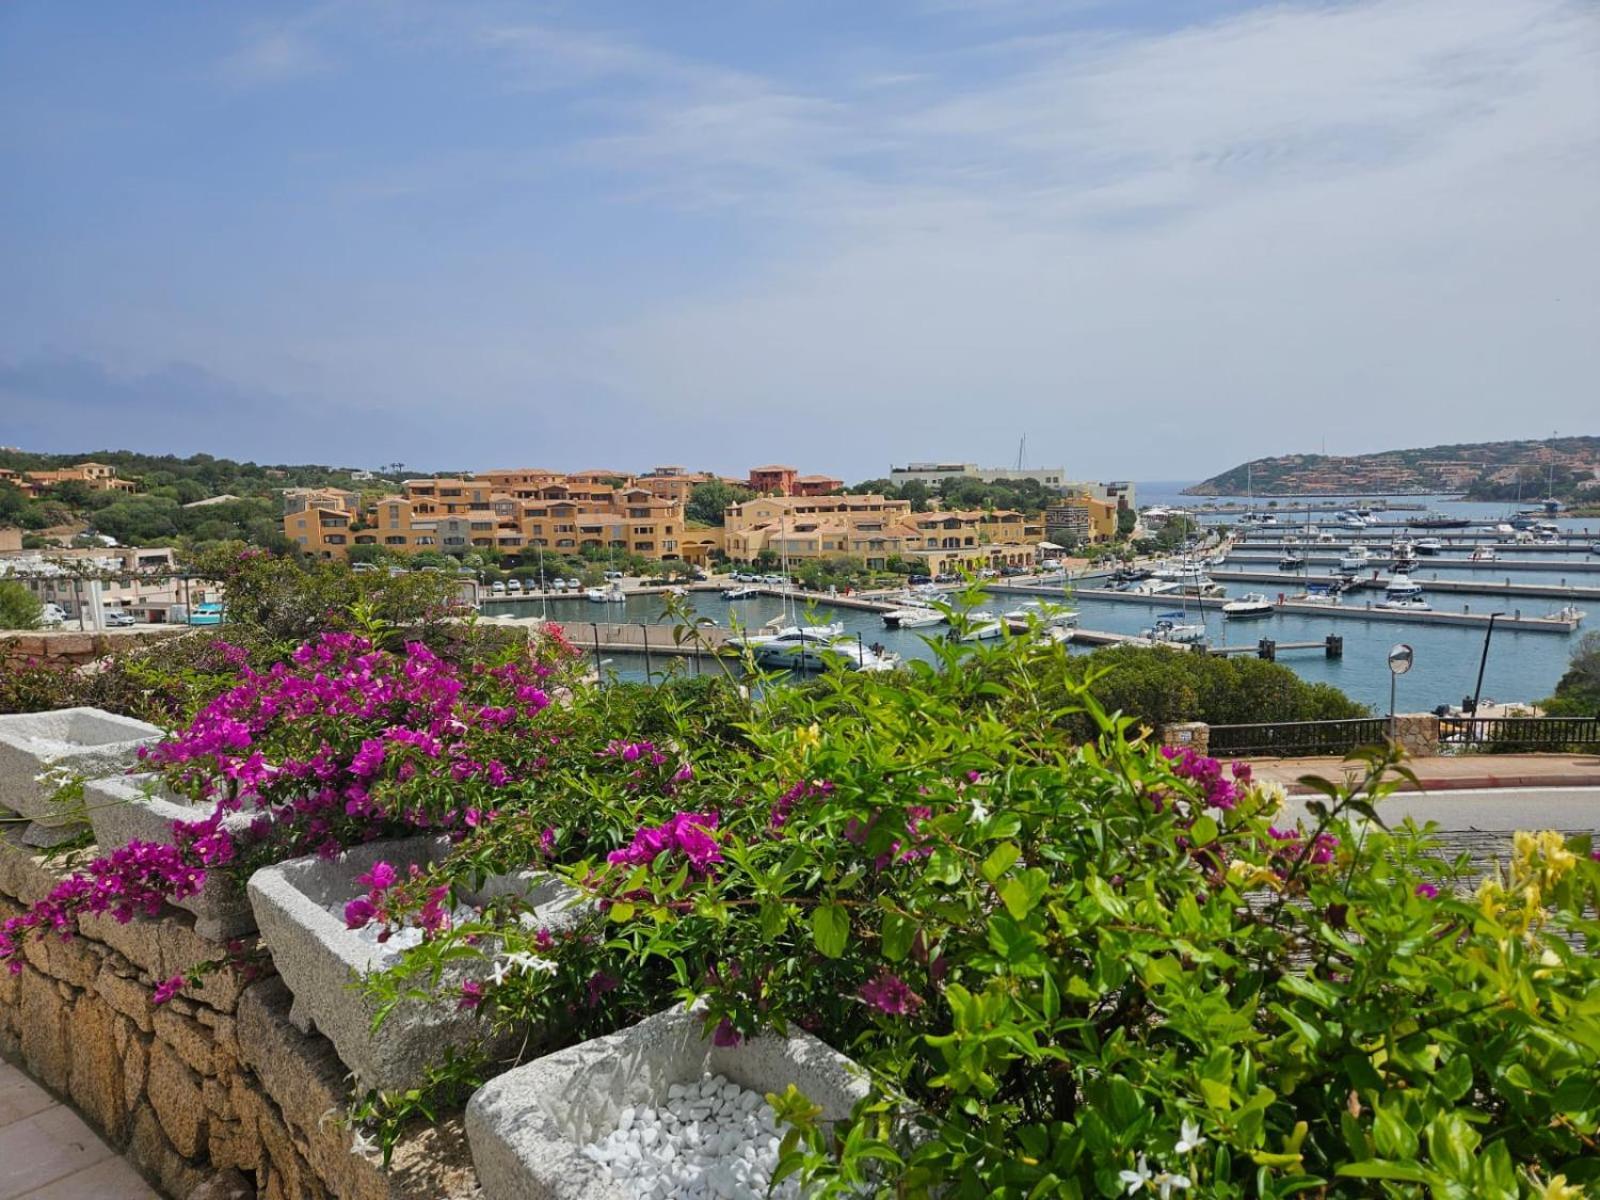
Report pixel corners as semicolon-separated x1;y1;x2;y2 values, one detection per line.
1121;579;1182;596
1279;552;1304;570
586;585;626;603
1338;545;1371;571
1591;543;1600;556
882;602;944;629
1222;593;1274;618
752;628;897;672
1384;573;1425;600
1377;595;1433;612
727;620;846;652
1294;584;1342;606
1143;612;1207;643
1337;513;1367;529
722;585;761;600
1552;604;1586;624
1413;537;1443;556
1468;546;1498;563
1001;599;1079;627
955;611;1006;642
1409;512;1471;530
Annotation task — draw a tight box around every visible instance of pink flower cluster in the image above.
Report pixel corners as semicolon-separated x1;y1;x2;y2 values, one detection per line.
608;812;723;874
1160;746;1248;810
770;778;835;830
859;970;923;1016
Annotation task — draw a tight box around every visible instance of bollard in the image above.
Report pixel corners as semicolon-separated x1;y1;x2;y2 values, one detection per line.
1325;634;1342;659
1258;638;1276;661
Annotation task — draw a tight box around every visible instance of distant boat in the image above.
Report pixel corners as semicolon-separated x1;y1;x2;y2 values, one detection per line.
1385;573;1425;600
722;585;761;600
1468;547;1498;563
882;602;943;629
956;612;1006;642
1279;552;1304;571
1414;537;1443;556
1409;512;1471;530
1377;595;1432;612
1338;545;1371;571
1143;613;1207;643
1222;593;1274;618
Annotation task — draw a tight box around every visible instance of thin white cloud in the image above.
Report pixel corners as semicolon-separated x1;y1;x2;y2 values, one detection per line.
216;27;330;87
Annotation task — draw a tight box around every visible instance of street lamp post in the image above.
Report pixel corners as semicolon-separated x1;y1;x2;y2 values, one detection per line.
1468;612;1506;743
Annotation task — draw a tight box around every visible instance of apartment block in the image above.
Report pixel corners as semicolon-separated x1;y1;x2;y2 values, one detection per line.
890;462;1068;489
1044;495;1118;544
9;461;139;497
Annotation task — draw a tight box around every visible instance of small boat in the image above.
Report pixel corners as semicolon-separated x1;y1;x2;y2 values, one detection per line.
882;603;944;629
1002;600;1078;627
1384;573;1424;600
1377;596;1433;612
1143;613;1207;644
722;585;761;600
1468;547;1497;563
753;629;894;672
1591;543;1600;556
1413;537;1443;556
586;586;625;603
1338;546;1371;571
956;611;1006;642
1294;584;1342;606
1123;579;1182;596
1222;593;1274;618
1552;604;1586;624
1279;552;1304;571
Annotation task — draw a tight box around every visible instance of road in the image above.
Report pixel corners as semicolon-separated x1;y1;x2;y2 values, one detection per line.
1283;786;1599;831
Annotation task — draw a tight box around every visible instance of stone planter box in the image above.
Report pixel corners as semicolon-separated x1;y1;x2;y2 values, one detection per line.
0;707;164;846
83;773;258;941
466;1006;870;1200
247;836;585;1093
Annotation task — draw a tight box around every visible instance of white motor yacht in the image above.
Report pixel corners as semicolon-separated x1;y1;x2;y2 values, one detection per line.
1001;599;1079;627
882;603;944;630
1414;537;1443;556
1338;545;1371;571
585;586;622;603
1384;574;1424;600
1468;547;1498;563
722;585;761;600
1222;593;1274;618
1552;605;1586;624
1377;595;1433;612
957;612;1006;642
728;620;845;652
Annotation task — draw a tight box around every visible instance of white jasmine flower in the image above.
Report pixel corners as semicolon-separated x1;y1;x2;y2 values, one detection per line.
1175;1118;1206;1155
1120;1156;1154;1194
507;951;558;976
1156;1172;1191;1199
349;1128;379;1159
970;794;989;823
489;958;512;986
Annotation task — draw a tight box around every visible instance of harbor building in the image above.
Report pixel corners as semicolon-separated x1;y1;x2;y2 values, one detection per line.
1045;494;1119;544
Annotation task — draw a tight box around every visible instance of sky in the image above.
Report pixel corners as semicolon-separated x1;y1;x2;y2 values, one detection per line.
1;0;1596;482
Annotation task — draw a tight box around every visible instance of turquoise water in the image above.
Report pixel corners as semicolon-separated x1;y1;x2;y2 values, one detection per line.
481;490;1592;712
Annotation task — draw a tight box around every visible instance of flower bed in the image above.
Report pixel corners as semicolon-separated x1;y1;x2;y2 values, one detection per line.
0;707;163;845
84;773;258;940
465;1005;867;1200
248;835;585;1092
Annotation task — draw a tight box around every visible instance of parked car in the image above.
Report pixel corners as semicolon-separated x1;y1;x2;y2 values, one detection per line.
934;573;960;584
351;562;377;573
104;610;137;627
908;574;932;585
691;568;709;581
999;565;1026;577
491;581;507;594
977;568;998;580
39;604;67;627
552;579;568;591
1040;558;1063;571
506;579;523;593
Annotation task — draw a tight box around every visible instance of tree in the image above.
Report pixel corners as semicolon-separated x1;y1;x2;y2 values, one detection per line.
1543;632;1600;715
0;580;43;630
686;482;756;527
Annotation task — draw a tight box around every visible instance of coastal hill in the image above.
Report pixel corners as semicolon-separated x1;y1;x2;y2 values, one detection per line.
1187;436;1600;499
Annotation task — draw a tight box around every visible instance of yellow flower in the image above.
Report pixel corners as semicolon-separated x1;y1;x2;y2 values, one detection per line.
1253;780;1288;815
1537;1174;1585;1200
1228;860;1281;891
794;723;821;756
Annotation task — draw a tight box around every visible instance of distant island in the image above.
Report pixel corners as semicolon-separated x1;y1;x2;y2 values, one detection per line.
1187;436;1600;503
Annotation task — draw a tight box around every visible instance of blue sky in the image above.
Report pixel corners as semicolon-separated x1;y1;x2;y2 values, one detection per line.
1;0;1596;480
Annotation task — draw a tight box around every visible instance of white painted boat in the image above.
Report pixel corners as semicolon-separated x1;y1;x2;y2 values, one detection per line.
1222;593;1274;618
882;604;944;629
1469;547;1498;562
1384;574;1424;600
1377;596;1432;611
1143;613;1207;643
957;611;1006;641
1338;545;1371;571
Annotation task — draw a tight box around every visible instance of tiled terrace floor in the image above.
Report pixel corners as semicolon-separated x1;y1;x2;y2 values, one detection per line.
0;1058;160;1199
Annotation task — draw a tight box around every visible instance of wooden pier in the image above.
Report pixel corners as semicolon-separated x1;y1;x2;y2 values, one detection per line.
1072;588;1581;633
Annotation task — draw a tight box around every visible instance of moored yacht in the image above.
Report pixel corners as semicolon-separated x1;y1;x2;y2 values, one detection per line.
1413;537;1443;556
1377;595;1432;612
1221;593;1274;618
1468;546;1498;563
1143;613;1207;643
1338;545;1371;571
1384;574;1424;600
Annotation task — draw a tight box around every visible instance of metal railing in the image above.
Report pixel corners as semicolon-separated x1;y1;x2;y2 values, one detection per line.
1439;716;1600;753
1207;717;1390;758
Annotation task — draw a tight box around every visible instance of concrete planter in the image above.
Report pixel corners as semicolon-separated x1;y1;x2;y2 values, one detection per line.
83;773;258;941
466;1006;870;1200
0;707;164;846
247;836;585;1093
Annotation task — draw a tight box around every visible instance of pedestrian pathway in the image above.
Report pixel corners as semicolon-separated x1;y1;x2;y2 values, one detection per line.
0;1057;159;1199
1248;752;1600;796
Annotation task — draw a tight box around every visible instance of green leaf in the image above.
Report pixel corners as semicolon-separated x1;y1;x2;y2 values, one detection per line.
1190;815;1218;846
812;903;849;959
999;868;1050;919
981;842;1021;883
881;911;916;962
1336;1161;1432;1184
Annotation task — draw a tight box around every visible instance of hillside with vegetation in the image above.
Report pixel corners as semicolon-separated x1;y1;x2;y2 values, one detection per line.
0;448;426;552
1188;435;1600;498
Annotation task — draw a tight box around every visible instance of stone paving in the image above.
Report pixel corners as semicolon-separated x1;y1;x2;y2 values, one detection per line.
0;1056;159;1199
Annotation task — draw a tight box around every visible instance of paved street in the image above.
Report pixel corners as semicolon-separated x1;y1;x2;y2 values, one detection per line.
1283;786;1600;831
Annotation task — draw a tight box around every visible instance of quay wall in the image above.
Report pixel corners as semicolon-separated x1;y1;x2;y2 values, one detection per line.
0;829;479;1200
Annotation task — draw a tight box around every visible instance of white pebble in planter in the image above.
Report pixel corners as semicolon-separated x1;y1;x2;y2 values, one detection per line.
0;707;164;847
247;836;586;1093
466;1006;870;1200
84;773;258;941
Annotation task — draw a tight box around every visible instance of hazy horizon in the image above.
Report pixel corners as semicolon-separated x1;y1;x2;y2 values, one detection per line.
3;1;1596;480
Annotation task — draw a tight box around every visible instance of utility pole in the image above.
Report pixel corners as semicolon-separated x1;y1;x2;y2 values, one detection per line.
1468;612;1505;740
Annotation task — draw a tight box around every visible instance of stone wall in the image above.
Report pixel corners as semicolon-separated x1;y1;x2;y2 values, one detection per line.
1386;714;1442;758
1;627;188;669
1156;722;1210;756
0;830;480;1200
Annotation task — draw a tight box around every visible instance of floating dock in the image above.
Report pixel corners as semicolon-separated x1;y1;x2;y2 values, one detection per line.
1226;552;1600;575
1209;569;1600;603
1071;588;1581;633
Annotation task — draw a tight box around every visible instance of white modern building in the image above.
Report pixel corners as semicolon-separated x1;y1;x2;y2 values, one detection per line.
889;462;1068;488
